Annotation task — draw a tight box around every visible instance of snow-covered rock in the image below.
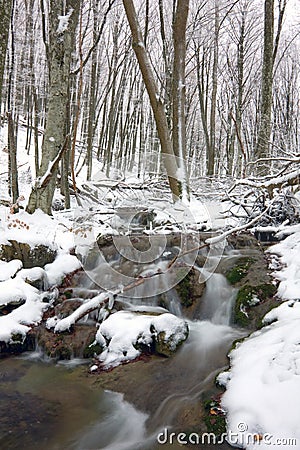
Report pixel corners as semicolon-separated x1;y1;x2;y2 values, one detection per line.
95;311;189;369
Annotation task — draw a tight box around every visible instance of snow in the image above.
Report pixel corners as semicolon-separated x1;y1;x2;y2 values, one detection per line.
44;253;81;286
0;276;47;343
0;205;83;344
267;231;300;300
0;208;75;251
49;292;113;332
0;259;22;281
56;8;74;34
95;310;188;368
218;231;300;449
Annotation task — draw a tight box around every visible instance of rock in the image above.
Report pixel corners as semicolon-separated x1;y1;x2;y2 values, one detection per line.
226;232;261;249
54;298;84;319
36;324;96;360
0;298;26;315
175;267;206;320
0;330;36;355
155;325;188;357
18;267;49;290
97;311;189;368
0;240;57;268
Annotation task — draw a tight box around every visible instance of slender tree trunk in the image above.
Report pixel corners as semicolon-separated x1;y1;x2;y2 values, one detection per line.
86;0;98;181
172;0;189;200
7;111;19;205
27;0;80;214
207;1;219;176
255;0;274;173
122;0;180;199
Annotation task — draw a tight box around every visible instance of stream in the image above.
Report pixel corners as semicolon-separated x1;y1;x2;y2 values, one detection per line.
0;238;247;450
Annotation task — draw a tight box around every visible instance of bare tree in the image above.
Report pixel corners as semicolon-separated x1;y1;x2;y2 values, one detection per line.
0;0;12;110
122;0;181;199
172;0;190;199
255;0;274;172
27;0;80;214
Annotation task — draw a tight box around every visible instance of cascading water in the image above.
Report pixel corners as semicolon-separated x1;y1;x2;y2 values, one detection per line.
0;239;246;450
199;272;237;325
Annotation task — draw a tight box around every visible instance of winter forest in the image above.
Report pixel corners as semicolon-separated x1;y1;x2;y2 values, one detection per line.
0;1;300;450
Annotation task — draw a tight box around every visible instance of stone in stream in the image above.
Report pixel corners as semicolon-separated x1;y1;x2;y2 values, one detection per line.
95;310;189;367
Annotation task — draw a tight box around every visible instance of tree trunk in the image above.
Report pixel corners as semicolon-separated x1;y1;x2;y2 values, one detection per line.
27;0;80;215
207;1;219;176
7;111;19;204
255;0;274;173
122;0;180;199
86;0;98;181
0;0;12;109
172;0;189;200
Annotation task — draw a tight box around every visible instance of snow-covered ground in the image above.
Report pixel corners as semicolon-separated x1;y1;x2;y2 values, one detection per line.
218;230;300;449
0;209;81;344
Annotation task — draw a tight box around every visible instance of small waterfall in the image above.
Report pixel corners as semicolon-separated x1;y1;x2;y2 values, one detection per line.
199;272;237;325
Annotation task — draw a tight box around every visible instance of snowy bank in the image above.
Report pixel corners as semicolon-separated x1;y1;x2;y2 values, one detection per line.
218;231;300;449
0;208;81;347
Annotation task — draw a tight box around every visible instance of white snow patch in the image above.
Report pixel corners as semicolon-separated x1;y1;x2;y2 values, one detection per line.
0;259;22;281
57;8;74;34
44;253;81;286
219;231;300;449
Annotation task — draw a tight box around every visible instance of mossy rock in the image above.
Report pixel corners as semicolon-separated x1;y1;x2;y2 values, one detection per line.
0;240;56;268
226;258;254;284
176;270;193;307
174;267;206;319
203;398;226;436
0;332;36;356
83;341;104;358
234;283;277;328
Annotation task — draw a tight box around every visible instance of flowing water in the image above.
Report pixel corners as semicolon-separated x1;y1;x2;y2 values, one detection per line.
0;242;246;450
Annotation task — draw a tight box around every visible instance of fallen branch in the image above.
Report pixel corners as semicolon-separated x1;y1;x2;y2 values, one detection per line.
51;199;278;333
229;167;300;195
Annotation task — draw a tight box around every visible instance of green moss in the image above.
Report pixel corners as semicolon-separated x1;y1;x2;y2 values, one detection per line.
226;258;254;284
10;333;23;343
176;270;193;307
234;283;277;327
83;342;103;358
203;398;226;436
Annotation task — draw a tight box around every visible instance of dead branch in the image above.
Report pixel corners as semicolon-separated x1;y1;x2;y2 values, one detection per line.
0;162;28;176
53;198;278;332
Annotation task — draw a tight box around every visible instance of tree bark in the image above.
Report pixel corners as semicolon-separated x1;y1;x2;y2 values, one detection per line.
207;1;219;176
0;0;12;108
172;0;190;200
255;0;274;174
122;0;180;199
27;0;80;214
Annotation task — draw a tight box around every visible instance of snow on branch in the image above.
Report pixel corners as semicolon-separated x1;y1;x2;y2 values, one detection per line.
48;291;114;332
57;8;74;34
229;167;300;193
